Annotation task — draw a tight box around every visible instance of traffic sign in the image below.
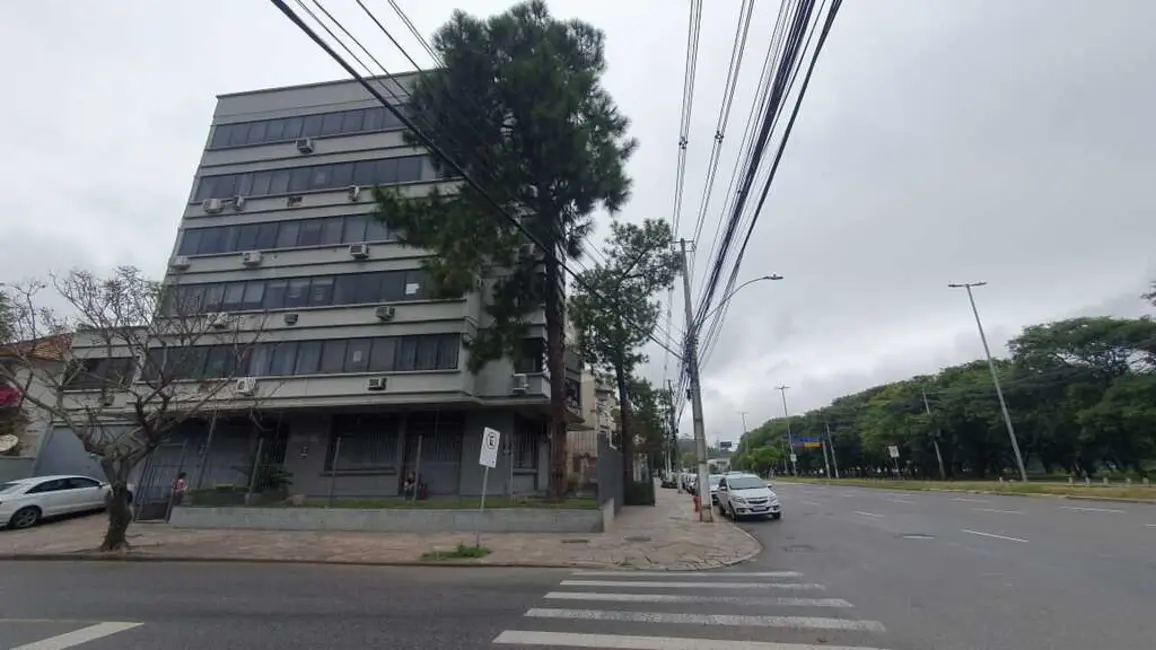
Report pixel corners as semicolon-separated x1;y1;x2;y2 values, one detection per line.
888;445;900;459
479;427;501;468
789;453;798;463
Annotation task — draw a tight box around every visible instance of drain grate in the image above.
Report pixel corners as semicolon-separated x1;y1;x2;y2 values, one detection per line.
562;538;590;544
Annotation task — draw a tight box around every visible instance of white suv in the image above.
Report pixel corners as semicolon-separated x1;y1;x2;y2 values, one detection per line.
716;473;781;520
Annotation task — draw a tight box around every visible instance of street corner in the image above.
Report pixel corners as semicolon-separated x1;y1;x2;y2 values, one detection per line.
0;618;144;649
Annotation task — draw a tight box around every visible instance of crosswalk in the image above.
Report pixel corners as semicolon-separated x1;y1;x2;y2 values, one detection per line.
493;569;895;650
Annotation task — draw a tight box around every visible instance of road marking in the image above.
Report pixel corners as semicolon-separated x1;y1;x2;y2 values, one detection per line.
493;630;893;649
884;497;915;504
11;622;143;650
973;507;1023;514
1146;524;1156;528
961;529;1029;543
560;580;824;591
951;497;989;503
801;499;822;506
1060;506;1125;514
571;571;802;578
525;608;886;632
854;510;884;518
544;592;854;608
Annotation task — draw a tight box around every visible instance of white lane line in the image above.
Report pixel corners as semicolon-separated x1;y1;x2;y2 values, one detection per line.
801;499;822;506
493;630;893;650
544;592;854;608
12;622;144;650
951;497;989;503
560;580;824;591
961;529;1029;544
1146;524;1156;528
525;608;887;632
1060;506;1125;514
973;507;1023;514
854;510;884;518
571;571;802;578
884;497;915;504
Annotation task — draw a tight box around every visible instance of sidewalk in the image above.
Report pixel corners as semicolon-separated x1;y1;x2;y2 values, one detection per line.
0;486;760;570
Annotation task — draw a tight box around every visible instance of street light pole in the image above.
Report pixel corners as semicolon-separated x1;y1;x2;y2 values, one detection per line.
739;411;749;435
775;385;797;476
948;281;1028;482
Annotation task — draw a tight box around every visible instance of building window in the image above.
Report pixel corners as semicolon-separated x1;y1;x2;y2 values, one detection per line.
208;105;407;151
512;415;543;471
325;414;400;472
63;357;135;390
513;338;545;373
193;155;430;202
178;213;395;257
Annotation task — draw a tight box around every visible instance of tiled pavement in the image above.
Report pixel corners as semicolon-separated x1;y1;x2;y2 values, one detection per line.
0;487;760;570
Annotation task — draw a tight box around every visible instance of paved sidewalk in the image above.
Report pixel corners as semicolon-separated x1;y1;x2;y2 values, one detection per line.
0;486;760;570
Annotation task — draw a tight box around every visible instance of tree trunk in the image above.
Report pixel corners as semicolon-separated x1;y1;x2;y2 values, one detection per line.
544;256;568;500
613;355;634;485
101;483;133;552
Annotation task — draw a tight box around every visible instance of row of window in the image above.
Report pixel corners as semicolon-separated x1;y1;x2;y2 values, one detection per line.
193;155;430;202
63;358;135;390
177;213;395;256
209;105;408;150
142;334;461;382
169;269;432;314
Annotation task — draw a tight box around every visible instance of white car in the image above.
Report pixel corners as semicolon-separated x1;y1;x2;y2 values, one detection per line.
716;473;782;520
0;474;114;529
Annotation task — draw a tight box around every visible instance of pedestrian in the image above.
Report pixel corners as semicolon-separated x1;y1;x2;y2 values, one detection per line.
172;472;188;506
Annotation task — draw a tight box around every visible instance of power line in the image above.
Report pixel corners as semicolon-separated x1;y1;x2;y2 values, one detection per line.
270;0;686;361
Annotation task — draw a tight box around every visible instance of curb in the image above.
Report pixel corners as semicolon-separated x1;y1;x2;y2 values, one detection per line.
781;481;1156;505
721;523;763;568
0;553;580;569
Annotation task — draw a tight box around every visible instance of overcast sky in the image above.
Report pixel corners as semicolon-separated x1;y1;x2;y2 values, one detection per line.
1;1;1153;443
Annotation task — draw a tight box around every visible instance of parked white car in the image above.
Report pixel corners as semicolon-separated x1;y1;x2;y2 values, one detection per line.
0;474;115;529
716;473;781;520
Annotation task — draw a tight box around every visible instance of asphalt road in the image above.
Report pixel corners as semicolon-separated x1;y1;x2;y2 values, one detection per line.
729;482;1156;650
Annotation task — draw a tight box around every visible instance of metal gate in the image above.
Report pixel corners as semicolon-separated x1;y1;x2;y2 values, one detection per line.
133;441;189;521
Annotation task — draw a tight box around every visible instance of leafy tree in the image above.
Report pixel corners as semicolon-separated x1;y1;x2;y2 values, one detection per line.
0;268;273;550
374;0;636;498
570;219;679;482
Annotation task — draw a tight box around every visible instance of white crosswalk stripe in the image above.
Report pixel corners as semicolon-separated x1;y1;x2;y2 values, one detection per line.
493;570;896;650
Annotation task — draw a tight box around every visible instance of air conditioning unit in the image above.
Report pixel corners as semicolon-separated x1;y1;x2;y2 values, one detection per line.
100;393;116;407
241;251;263;267
235;377;257;396
347;185;361;202
207;312;231;330
366;377;387;391
232;196;246;211
286;195;303;207
348;243;370;259
170;256;191;271
295;138;314;154
511;373;529;395
283;313;299;326
202;198;224;214
374;305;396;322
461;331;475;346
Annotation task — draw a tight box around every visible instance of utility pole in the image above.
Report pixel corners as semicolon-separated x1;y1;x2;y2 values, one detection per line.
667;379;683;494
920;386;947;480
775;385;797;476
739;411;749;435
822;416;840;478
679;239;712;521
948;282;1028;482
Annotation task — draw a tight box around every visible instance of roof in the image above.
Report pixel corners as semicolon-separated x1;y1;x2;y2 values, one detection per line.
216;71;424;99
0;334;72;362
3;474;103;485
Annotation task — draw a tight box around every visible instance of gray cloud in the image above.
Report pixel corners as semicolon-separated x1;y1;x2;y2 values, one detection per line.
1;1;1152;446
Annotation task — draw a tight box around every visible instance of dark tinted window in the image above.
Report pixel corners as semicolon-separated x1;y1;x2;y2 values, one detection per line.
169;269;432;314
207;105;405;150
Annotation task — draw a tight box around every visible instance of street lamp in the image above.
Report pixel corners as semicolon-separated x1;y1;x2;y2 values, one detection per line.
948;281;1028;482
698;275;784;326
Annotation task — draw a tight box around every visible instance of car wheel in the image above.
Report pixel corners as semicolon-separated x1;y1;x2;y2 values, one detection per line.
771;513;782;520
9;506;41;530
727;504;738;520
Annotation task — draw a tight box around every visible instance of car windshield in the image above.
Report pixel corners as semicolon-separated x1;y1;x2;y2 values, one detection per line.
727;477;766;490
0;481;25;493
709;476;722;486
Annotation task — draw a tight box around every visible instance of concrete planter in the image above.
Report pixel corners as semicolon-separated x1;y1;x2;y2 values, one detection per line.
170;503;609;533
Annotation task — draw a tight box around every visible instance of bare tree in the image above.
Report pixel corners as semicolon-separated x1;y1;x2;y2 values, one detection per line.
0;267;274;551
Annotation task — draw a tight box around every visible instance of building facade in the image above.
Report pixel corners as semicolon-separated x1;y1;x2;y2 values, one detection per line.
53;76;586;504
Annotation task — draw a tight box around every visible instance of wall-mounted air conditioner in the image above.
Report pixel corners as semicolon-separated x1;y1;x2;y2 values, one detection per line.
235;377;257;396
232;196;246;211
366;377;387;391
347;185;361;202
283;313;299;326
348;243;370;259
170;256;191;271
241;251;263;267
511;373;529;395
295;138;314;154
286;195;304;207
100;393;116;407
374;305;396;322
202;198;223;214
207;312;231;330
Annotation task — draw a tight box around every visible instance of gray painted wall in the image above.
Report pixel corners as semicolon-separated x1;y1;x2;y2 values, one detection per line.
0;457;34;482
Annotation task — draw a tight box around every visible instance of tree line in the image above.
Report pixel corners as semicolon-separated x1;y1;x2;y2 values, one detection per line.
733;286;1156;480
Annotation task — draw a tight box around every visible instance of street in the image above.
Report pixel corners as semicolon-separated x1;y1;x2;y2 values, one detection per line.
731;482;1156;650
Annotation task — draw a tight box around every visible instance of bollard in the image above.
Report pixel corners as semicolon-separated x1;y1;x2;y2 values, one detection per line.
692;495;700;513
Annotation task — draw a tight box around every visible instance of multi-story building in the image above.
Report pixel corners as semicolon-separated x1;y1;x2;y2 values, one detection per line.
53;75;587;507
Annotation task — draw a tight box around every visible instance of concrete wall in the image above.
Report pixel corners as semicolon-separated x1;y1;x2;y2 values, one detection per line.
32;426;104;478
0;457;34;482
169;504;604;533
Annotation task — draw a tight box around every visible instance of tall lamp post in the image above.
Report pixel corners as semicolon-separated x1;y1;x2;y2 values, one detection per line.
775;385;797;476
948;281;1027;482
678;237;782;522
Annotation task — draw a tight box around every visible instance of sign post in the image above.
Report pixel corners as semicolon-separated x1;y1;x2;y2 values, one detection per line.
888;445;901;479
476;427;501;548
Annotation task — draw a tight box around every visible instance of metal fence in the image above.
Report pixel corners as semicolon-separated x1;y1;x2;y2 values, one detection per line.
597;434;623;513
